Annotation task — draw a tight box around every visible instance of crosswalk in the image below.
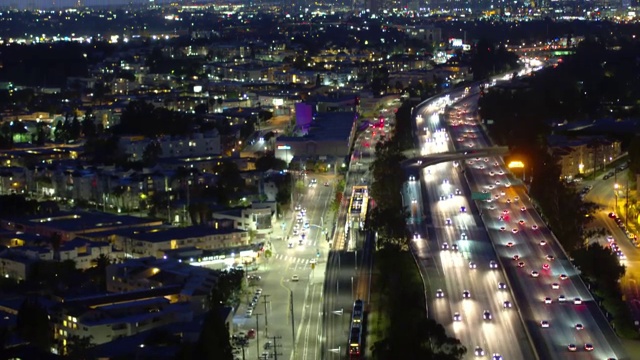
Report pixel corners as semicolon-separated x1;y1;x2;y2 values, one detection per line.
273;253;315;264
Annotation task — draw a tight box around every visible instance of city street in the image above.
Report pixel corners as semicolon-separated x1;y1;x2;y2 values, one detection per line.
232;176;334;360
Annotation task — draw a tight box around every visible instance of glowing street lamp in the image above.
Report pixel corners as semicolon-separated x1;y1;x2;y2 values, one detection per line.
508;160;526;181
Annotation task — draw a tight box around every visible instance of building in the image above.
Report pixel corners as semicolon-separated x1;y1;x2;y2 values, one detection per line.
0;211;162;242
211;202;277;238
105;257;218;302
275;111;357;165
109;226;250;259
548;134;622;180
118;130;222;162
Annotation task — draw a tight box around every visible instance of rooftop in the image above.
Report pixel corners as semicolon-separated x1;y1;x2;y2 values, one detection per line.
2;211;161;234
105;226;247;243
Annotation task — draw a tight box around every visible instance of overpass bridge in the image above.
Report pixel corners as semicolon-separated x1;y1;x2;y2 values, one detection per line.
401;146;510;169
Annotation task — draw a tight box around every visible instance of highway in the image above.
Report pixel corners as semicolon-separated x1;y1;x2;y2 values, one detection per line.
444;94;629;360
409;91;535;360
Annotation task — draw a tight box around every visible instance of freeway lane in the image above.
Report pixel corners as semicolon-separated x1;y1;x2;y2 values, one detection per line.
410;93;534;360
448;95;629;360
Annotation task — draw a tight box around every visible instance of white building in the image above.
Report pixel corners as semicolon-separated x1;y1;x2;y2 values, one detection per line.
211;202;276;238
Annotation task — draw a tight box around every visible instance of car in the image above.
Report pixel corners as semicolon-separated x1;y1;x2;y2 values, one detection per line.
445;218;452;225
469;262;477;269
246;309;253;317
540;320;550;328
609;212;617;218
261;351;271;359
551;283;560;289
514;196;519;202
531;224;538;230
453;312;462;321
483;310;492;320
511;228;519;234
512;254;520;261
288;242;293;248
575;323;584;330
498;282;507;290
264;341;272;350
584;343;594;351
462;290;471;299
492;353;503;360
413;233;420;240
461;232;467;240
247;329;256;339
544;297;552;304
531;271;539;277
495;180;501;185
489;171;495;176
443;179;449;184
540;240;547;246
520;206;526;212
506;242;514;247
500;226;506;231
455;188;461;195
442;242;449;250
505;182;512;187
518;220;525;225
607;235;615;242
291;275;299;282
506;198;511;204
542;263;550;270
490;260;498;269
568;344;577;352
451;243;459;251
518;261;526;268
436;289;444;298
474;346;485;356
460;206;466;213
439;195;446;201
558;295;566;302
546;255;555;261
573;297;583;305
503;300;512;308
500;191;506;196
559;274;568;280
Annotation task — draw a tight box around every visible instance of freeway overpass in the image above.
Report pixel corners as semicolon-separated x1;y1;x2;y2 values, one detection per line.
401;146;510;169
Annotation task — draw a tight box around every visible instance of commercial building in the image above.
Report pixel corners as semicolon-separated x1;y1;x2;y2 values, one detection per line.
275;111;357;165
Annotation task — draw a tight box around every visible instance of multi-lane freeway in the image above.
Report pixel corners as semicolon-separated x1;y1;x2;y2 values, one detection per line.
408;90;535;360
409;87;629;359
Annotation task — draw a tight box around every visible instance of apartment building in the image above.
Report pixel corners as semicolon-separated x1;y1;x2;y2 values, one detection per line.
119;130;222;162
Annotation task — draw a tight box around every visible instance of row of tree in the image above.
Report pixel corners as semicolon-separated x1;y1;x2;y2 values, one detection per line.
367;100;466;359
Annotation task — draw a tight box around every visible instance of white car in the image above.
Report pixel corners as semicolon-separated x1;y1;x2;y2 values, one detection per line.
503;301;512;308
498;282;507;290
540;320;550;328
462;290;471;299
544;297;552;304
539;240;547;246
436;289;444;298
575;323;584;330
551;283;560;289
531;271;539;277
483;310;492;320
441;242;449;250
291;275;299;282
469;262;477;269
568;344;577;352
558;295;566;302
489;260;498;269
573;297;583;305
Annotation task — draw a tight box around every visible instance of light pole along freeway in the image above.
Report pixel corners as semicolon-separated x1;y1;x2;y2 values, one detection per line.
441;92;629;360
409;90;535;360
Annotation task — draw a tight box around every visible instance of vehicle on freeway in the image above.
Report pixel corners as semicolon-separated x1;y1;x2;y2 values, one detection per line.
559;274;568;280
503;301;512;308
441;242;449;250
291;275;299;282
474;346;484;356
576;323;584;330
558;295;566;302
483;310;492;320
585;343;594;351
469;262;477;269
568;344;577;352
540;320;550;328
544;297;552;304
453;312;462;321
492;354;503;360
462;290;471;299
349;300;364;359
498;282;507;290
489;260;498;269
531;271;539;277
436;289;444;298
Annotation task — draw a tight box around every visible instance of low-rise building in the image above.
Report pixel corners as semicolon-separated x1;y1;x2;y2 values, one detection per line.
548;134;622;180
118;130;222;162
109;226;250;258
211;202;276;238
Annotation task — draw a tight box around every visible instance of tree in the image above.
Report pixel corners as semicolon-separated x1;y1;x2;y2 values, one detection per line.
255;153;287;172
628;135;640;176
142;140;163;167
193;308;234;360
65;335;94;359
572;243;625;291
16;298;51;351
81;111;97;138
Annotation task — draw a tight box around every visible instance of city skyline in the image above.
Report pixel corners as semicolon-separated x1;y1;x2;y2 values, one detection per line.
0;0;194;10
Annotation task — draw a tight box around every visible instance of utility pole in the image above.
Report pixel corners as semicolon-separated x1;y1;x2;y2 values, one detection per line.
271;335;283;360
255;313;262;358
262;294;271;337
290;291;295;357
